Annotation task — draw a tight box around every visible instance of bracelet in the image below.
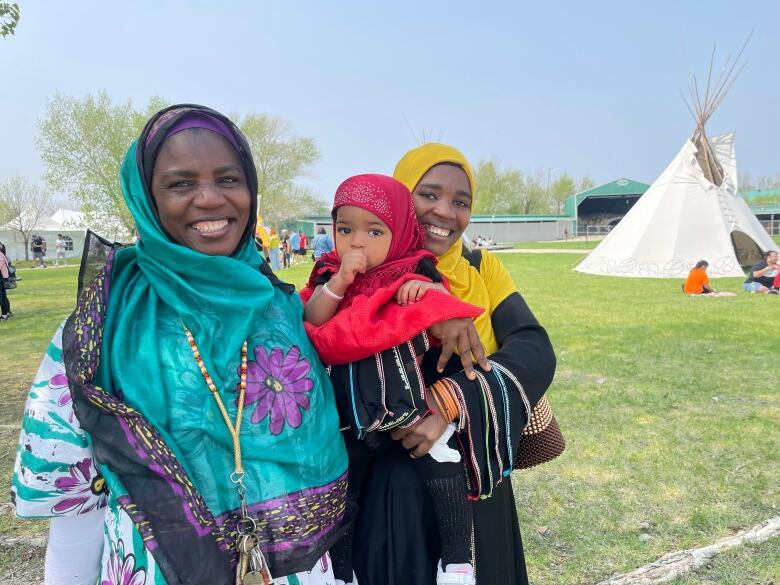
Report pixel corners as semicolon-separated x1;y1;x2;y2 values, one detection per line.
442;380;461;421
429;380;460;423
321;282;344;302
439;381;460;422
427;384;448;420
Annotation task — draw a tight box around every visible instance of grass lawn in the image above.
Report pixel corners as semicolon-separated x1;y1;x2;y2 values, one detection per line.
513;239;601;250
1;254;778;583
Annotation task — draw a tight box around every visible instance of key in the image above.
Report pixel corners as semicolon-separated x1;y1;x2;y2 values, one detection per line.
249;544;273;585
239;533;258;555
235;552;249;585
235;533;257;585
242;571;266;585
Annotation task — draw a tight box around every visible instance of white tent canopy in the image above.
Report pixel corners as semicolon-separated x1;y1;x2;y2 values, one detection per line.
575;132;777;278
0;208;91;262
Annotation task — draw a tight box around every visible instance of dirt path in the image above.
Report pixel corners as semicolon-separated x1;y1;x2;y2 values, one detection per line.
494;248;591;254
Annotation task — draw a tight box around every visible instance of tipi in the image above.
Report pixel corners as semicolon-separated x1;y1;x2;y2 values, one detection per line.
576;49;777;278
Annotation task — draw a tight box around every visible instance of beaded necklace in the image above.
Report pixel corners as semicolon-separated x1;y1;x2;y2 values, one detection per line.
183;324;248;477
183;325;273;584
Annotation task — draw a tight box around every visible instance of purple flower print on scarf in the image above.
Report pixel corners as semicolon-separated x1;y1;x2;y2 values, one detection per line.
51;457;107;515
103;539;146;585
242;345;313;435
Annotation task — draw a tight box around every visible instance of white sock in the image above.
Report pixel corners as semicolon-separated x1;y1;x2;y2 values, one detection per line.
436;560;475;585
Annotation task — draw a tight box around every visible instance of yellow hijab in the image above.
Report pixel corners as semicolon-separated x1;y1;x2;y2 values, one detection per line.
393;143;499;355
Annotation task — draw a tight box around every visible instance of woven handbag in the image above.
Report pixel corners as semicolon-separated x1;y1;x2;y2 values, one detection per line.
513;396;565;469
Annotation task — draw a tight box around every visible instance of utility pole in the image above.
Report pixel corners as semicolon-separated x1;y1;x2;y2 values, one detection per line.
574;190;579;238
544;167;555;210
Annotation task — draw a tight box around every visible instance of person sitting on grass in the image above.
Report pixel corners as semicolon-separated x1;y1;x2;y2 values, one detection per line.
743;250;780;294
683;260;716;295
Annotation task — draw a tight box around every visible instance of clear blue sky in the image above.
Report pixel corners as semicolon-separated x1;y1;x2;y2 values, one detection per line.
1;0;778;203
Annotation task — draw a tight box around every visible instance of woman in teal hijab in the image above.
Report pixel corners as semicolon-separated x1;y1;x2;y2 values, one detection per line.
13;105;349;585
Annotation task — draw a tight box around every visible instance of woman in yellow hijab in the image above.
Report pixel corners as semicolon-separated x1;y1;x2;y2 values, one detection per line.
350;144;558;585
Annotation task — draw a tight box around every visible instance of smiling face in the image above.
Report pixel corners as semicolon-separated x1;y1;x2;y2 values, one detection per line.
334;205;392;270
151;129;251;256
411;164;472;257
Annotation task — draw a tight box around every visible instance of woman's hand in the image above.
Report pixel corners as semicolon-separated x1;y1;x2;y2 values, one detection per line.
428;318;490;380
390;412;448;458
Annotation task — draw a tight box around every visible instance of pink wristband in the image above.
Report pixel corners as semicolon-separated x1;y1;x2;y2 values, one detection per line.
321;282;344;302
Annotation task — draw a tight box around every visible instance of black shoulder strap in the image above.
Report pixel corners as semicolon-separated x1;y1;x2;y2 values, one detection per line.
462;244;482;272
259;260;296;295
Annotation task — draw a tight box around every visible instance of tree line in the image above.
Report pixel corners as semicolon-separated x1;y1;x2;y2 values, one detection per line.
1;91;596;244
473;161;594;216
739;172;780;203
5;91;778;246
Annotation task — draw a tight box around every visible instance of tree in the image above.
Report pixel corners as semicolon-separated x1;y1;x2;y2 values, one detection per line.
578;176;595;192
739;171;755;191
475;162;594;215
235;113;324;224
0;2;19;37
550;173;576;214
0;197;13;226
753;193;780;204
285;185;329;217
520;171;551;215
0;177;55;260
473;161;525;215
37;92;168;238
739;171;780;192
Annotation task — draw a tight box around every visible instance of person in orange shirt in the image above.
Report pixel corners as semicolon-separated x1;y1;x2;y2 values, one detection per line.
683;260;715;294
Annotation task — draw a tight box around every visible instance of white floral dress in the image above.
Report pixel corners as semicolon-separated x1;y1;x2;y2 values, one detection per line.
12;324;337;585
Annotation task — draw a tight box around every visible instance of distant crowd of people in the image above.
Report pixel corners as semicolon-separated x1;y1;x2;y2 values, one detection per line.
20;234;70;269
256;228;505;269
254;226;335;270
471;235;495;247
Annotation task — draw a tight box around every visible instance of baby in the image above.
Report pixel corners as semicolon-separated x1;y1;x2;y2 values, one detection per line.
301;174;482;584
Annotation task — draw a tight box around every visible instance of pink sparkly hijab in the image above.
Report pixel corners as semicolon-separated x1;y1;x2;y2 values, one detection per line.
302;174;436;307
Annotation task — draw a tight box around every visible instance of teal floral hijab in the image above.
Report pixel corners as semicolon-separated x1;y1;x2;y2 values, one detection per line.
64;105;348;584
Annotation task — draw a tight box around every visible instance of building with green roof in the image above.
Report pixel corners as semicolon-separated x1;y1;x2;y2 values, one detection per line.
564;178;651;232
750;204;780;236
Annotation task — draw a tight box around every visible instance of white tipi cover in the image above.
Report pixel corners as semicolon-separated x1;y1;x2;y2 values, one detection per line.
576;132;777;278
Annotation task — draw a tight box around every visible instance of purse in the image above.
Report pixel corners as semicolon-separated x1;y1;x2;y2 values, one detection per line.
3;265;16;289
513;396;565;469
